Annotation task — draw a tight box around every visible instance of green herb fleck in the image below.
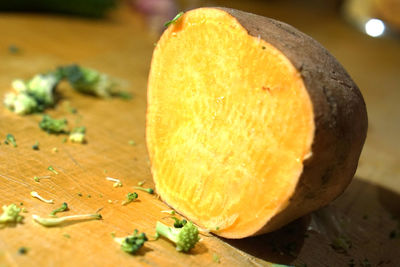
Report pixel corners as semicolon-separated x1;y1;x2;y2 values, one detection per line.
77;193;83;197
5;134;17;147
164;11;184;27
50;202;68;216
48;166;58;174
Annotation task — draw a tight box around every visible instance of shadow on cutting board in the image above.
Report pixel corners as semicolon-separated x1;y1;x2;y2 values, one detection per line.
222;177;400;266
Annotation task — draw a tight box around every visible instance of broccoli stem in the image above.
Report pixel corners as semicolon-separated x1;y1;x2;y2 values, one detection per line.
133;186;154;194
32;213;102;227
156;221;178;243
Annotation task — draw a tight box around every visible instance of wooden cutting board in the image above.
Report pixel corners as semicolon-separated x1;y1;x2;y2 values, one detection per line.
1;2;399;266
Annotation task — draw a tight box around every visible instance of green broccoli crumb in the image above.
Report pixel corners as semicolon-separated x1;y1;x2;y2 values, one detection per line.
171;217;187;228
39;115;68;134
18;247;28;255
48;166;59;174
4;134;17;147
113;229;148;255
156;220;200;252
128;140;136;146
32;141;39;150
63;233;71;239
121;192;138;206
50;202;68;216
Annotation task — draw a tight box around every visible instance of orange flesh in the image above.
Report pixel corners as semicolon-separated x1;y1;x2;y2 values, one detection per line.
147;8;315;238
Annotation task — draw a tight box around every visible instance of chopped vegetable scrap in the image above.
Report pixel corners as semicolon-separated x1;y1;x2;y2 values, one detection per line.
106;177;122;187
4;134;17;147
48;166;59;174
4;72;61;114
69;126;86;143
133;186;154;194
113;229;148;255
121;192;138;206
30;191;54;204
58;64;121;98
33;213;102;227
33;175;51;182
39;115;68;134
50;202;69;216
0;204;24;225
156;220;200;252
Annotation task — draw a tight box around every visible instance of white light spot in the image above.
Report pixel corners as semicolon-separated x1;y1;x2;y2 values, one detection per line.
365;19;385;37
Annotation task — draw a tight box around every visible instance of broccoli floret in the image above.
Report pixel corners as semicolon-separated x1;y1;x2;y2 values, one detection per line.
113;229;148;254
27;73;60;107
39;115;68;134
0;204;24;225
3;72;61;115
32;213;102;227
69;126;86;143
156;220;200;252
50;202;68;216
133;186;154;194
171;217;187;228
121;192;138;206
59;64;115;98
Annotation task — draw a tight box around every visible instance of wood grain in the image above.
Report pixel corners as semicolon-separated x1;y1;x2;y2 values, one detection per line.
0;1;399;266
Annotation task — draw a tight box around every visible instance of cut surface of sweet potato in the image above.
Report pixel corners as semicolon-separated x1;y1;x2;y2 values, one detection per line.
146;8;367;238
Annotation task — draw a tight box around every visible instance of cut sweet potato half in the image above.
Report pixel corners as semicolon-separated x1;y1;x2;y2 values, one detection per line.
146;7;367;238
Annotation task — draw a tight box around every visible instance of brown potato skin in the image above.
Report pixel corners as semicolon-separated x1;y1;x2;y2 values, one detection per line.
217;8;368;235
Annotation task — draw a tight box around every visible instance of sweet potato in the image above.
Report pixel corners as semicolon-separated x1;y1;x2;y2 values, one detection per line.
146;7;367;238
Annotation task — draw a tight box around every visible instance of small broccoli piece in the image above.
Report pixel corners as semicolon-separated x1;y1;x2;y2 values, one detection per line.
161;210;176;215
59;64;115;98
39;115;68;134
106;177;122;187
32;213;102;227
171;217;187;228
113;229;148;254
133;186;154;194
69;126;86;143
33;175;51;182
3;72;61;115
156;221;200;252
0;204;24;225
50;202;68;216
121;192;138;206
27;73;60;107
30;191;54;204
32;141;39;150
48;166;59;174
4;134;17;147
4;92;38;115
